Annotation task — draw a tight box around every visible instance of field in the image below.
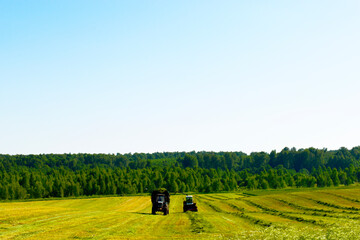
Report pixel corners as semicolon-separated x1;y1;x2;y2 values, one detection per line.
2;187;360;239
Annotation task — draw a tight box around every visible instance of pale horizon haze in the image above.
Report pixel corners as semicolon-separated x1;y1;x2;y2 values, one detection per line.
1;1;360;155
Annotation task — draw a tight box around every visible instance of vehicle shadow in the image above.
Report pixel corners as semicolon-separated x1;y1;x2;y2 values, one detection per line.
131;212;153;215
131;212;183;215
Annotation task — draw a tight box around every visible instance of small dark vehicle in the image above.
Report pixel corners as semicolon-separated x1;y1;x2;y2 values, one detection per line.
183;195;198;212
151;188;170;215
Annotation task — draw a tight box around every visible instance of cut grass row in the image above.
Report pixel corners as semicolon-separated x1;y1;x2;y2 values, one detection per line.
1;187;360;239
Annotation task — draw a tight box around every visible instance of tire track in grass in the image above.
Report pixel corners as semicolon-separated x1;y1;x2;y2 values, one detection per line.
227;198;261;212
243;199;323;226
186;211;213;233
275;199;337;214
340;189;360;198
297;210;360;221
226;202;246;212
197;196;272;227
205;194;233;201
323;192;360;204
253;196;298;213
295;192;360;211
196;195;215;202
274;199;360;221
311;192;360;209
303;197;360;211
195;196;260;233
276;198;359;215
289;193;359;213
227;200;300;227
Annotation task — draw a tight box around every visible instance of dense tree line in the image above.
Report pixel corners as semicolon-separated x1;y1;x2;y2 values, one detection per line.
1;165;360;200
1;147;360;172
0;146;360;200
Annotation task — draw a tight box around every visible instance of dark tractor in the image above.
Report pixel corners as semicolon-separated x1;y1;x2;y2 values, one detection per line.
151;188;170;215
183;195;198;212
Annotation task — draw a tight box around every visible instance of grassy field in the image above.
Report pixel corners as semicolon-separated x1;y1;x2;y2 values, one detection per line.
1;187;360;239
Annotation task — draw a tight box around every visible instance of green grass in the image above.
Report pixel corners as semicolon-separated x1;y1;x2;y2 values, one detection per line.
1;186;360;239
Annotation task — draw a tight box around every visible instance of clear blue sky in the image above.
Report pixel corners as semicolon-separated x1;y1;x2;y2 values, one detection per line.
1;1;359;155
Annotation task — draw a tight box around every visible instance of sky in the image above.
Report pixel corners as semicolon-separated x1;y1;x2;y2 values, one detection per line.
1;0;360;155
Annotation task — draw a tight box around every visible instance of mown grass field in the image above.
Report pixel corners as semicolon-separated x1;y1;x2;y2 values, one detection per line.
1;187;360;239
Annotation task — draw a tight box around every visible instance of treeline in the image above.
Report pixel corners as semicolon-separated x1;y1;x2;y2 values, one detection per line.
1;165;360;200
1;147;359;172
0;146;360;200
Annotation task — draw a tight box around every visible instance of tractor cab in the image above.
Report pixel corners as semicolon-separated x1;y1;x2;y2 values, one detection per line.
183;195;198;212
185;195;194;205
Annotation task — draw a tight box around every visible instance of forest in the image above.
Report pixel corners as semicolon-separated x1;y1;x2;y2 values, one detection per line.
1;146;360;200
